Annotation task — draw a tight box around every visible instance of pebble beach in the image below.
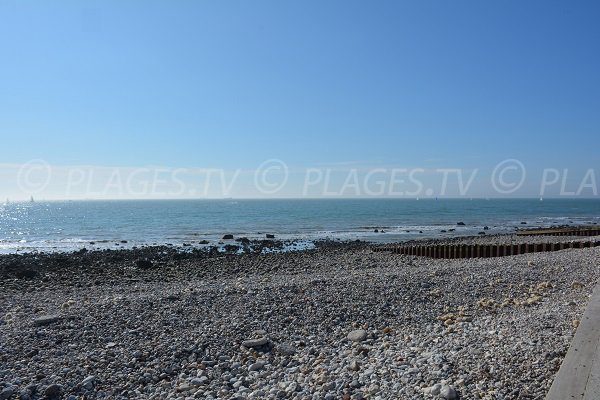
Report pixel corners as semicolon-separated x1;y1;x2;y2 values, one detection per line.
1;236;598;400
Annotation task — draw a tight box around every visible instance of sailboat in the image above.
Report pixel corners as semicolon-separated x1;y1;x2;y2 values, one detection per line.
30;195;34;203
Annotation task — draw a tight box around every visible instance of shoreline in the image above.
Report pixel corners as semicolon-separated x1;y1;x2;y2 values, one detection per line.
2;197;599;255
1;234;598;399
2;222;599;256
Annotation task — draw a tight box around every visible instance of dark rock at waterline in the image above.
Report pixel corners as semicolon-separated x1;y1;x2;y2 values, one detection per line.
457;222;466;226
440;230;447;233
136;259;153;270
15;269;37;279
223;244;240;253
222;234;234;240
484;226;489;230
374;229;379;233
521;221;527;225
198;240;210;245
478;231;486;235
448;229;455;232
266;234;275;239
0;239;368;281
235;237;251;244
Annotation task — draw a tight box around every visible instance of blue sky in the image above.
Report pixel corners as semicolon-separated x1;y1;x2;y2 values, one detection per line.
1;1;599;198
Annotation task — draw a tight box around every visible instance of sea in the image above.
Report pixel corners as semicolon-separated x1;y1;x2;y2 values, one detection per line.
0;198;599;253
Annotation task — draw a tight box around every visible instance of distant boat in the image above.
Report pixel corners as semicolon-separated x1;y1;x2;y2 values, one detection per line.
30;196;34;203
540;197;543;201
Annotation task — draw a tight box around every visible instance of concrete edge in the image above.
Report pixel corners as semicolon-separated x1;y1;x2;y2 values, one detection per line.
546;282;600;400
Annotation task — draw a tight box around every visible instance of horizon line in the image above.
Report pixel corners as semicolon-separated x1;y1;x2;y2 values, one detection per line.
3;196;600;203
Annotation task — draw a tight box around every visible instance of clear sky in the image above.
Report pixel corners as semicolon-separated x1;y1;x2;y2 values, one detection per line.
1;1;599;199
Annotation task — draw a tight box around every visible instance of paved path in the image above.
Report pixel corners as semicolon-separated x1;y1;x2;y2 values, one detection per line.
546;283;600;399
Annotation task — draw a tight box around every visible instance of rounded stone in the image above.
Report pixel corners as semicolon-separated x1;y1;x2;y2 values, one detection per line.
347;329;367;342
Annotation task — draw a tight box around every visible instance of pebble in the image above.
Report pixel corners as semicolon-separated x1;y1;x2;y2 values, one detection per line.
44;384;62;398
429;383;442;395
440;385;458;399
190;377;204;386
0;237;595;399
242;337;268;348
249;361;266;371
33;315;61;326
277;343;297;355
0;388;14;400
347;329;368;342
81;375;96;390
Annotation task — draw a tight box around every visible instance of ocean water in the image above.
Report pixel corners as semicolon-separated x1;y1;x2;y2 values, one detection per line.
0;199;599;253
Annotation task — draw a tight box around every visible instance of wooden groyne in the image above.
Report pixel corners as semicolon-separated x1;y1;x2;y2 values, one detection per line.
373;240;600;259
516;227;600;237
